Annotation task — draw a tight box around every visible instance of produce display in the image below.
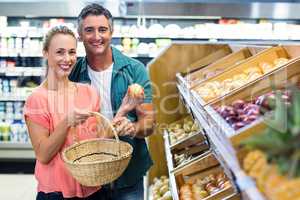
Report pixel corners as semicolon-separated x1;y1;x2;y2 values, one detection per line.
173;143;208;167
186;68;225;85
167;117;200;145
241;88;300;199
179;171;231;200
214;90;291;130
194;58;289;102
174;153;194;167
150;176;173;200
201;68;225;80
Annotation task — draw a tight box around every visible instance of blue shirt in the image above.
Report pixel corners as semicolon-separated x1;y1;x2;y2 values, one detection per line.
69;47;153;188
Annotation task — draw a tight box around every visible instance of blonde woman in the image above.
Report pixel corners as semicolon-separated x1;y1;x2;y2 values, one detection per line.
24;26;103;200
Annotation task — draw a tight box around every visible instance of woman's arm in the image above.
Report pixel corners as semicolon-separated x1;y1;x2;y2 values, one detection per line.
26;116;69;164
26;109;91;164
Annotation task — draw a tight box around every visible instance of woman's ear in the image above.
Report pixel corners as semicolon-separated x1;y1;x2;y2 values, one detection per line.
42;50;48;59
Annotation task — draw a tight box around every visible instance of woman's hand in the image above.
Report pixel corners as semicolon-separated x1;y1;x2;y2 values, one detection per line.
66;109;92;127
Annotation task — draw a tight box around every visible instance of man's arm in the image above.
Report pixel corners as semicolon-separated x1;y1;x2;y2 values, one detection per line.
133;103;155;138
112;60;155;138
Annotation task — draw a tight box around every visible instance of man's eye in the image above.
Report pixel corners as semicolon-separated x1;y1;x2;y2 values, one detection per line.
85;28;93;33
99;27;108;33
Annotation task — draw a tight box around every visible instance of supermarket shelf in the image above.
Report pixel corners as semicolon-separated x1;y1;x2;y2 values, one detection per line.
0;142;32;149
163;131;179;200
0;53;155;58
0;142;34;160
0;67;45;77
0;95;28;101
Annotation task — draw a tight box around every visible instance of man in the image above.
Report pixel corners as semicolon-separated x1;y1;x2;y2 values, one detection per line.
69;3;155;200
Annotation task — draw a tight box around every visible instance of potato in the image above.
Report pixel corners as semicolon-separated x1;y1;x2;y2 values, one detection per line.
161;191;172;200
159;185;169;195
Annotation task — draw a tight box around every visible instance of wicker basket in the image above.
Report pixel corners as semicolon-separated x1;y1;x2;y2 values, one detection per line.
62;112;133;187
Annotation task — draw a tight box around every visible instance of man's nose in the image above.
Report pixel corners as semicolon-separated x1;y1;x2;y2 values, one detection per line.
94;31;101;39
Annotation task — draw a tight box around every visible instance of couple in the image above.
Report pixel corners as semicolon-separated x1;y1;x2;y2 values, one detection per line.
24;3;155;200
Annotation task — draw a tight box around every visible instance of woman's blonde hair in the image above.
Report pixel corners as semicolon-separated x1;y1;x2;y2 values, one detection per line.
43;25;77;52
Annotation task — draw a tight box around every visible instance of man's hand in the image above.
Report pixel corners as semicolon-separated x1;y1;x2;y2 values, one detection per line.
112;117;136;137
115;85;144;118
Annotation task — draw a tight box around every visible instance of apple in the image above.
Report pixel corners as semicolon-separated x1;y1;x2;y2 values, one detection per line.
128;83;144;98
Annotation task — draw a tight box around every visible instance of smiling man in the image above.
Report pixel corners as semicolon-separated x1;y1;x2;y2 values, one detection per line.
69;3;155;200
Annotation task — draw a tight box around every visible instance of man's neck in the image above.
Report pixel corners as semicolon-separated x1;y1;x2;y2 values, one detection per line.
86;47;113;72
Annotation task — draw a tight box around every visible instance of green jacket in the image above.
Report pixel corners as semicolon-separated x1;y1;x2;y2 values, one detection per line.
69;47;153;189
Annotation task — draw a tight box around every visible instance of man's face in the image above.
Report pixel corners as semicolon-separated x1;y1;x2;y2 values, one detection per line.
79;15;113;56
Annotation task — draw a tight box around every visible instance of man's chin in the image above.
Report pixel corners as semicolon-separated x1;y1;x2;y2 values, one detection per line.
89;46;107;55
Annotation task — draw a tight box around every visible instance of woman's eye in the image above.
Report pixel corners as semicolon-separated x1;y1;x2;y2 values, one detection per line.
69;51;76;55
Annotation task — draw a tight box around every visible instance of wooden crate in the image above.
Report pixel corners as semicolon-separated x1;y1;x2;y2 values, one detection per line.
205;57;300;147
176;46;267;97
181;46;233;75
176;46;233;95
186;47;254;89
175;165;235;200
192;45;300;107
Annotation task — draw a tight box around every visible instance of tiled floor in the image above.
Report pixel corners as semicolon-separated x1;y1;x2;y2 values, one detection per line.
0;174;150;200
0;174;37;200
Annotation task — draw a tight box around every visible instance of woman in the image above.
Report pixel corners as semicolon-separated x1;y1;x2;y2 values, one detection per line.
24;25;102;200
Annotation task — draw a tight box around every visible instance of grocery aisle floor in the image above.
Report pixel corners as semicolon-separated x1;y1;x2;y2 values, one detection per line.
0;174;37;200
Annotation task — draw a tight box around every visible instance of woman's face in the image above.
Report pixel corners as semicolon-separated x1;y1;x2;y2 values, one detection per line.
43;33;77;79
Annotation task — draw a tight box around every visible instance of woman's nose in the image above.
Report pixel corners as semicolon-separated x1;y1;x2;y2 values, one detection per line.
64;53;72;62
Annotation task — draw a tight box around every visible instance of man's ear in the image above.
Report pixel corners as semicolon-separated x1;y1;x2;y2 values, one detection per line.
78;33;83;42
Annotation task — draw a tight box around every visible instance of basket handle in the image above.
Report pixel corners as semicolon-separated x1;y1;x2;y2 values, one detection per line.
70;126;79;144
89;111;120;143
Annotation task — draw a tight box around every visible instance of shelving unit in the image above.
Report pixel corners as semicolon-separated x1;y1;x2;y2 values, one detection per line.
177;82;264;200
0;141;34;159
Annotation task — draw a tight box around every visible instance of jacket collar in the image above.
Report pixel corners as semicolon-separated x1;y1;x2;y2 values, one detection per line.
80;47;129;74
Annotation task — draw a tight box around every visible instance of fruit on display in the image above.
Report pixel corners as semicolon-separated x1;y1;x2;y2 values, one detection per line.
273;57;289;67
214;90;292;130
215;100;260;130
194;57;289;102
150;176;173;200
174;153;194;167
203;68;225;79
241;88;300;199
127;83;144;98
186;68;225;85
173;142;208;167
243;150;300;200
167;117;200;144
259;62;275;74
179;171;231;200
